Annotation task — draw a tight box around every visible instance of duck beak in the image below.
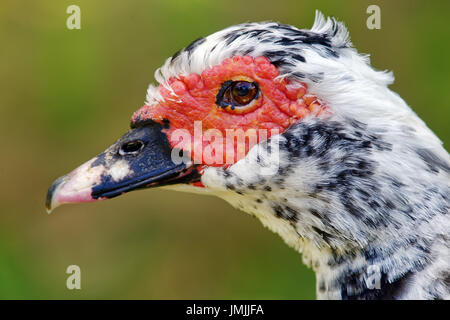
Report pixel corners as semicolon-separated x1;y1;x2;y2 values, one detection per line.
45;120;199;213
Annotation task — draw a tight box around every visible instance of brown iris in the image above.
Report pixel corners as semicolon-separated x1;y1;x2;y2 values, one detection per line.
216;80;259;110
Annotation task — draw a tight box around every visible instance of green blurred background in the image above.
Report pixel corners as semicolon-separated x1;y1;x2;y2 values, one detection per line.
0;0;449;299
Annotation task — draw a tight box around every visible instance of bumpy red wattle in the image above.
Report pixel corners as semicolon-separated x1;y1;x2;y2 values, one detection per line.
131;56;323;166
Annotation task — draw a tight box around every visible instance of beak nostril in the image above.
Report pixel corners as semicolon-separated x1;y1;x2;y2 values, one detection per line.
119;140;144;155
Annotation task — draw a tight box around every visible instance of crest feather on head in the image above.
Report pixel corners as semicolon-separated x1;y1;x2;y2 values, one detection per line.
310;10;352;48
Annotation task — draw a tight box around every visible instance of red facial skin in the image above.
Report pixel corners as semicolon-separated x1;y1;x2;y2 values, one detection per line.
132;56;324;168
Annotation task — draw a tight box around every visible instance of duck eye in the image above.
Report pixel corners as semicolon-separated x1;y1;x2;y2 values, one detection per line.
216;80;259;110
119;140;144;155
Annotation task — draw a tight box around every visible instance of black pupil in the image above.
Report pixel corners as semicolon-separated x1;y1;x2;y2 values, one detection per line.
233;83;250;96
121;140;143;153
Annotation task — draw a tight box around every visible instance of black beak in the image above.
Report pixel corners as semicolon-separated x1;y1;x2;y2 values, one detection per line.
45;120;199;213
